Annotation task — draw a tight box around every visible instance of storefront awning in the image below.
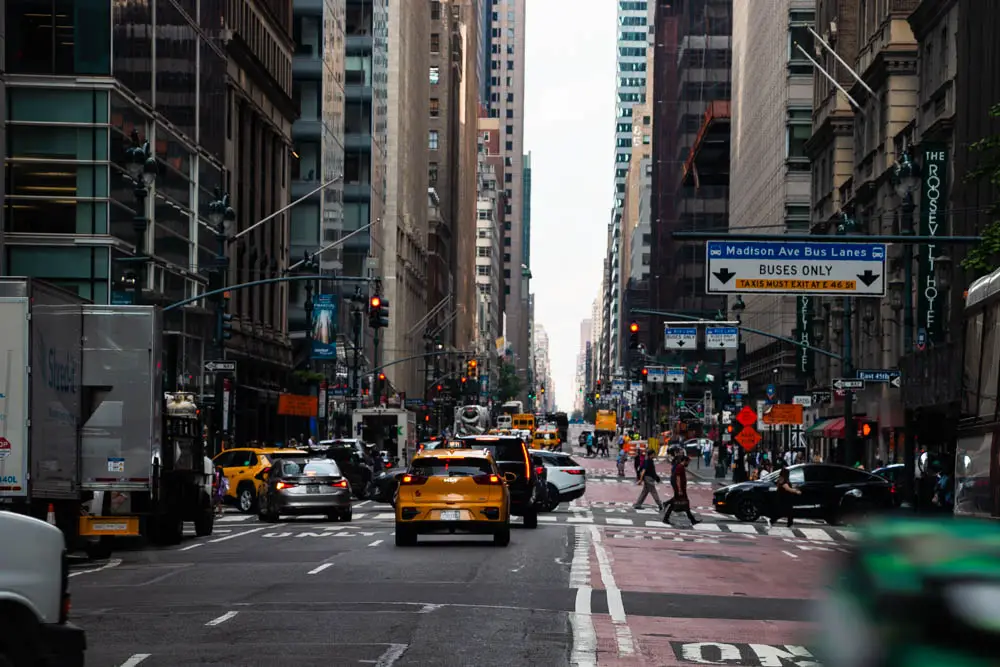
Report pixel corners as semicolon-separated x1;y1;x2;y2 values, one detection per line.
805;418;834;436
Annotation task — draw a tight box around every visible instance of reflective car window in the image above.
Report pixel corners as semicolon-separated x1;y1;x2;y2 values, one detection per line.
412;457;492;476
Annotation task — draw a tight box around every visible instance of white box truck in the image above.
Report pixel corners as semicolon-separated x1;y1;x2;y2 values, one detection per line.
351;407;417;465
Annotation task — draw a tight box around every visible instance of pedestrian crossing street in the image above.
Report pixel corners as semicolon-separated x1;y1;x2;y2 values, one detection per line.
209;501;857;543
586;476;716;486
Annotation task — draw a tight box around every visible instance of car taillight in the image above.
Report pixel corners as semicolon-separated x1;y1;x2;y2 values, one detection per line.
331;479;349;488
276;481;296;490
522;444;531;479
400;474;428;485
535;466;545;476
473;474;502;485
890;484;896;494
566;469;586;475
385;462;393;468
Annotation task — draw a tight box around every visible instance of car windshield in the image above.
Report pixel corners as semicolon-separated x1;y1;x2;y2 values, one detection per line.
412;457;492;477
280;460;341;477
324;443;358;458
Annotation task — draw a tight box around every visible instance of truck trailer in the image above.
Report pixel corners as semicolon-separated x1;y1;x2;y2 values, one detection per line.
351;407;417;465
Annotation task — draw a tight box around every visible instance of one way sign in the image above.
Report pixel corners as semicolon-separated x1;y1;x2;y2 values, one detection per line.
857;369;902;388
205;360;237;374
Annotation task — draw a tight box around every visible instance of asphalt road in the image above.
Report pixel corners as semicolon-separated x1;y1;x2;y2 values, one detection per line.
69;459;851;666
71;502;578;667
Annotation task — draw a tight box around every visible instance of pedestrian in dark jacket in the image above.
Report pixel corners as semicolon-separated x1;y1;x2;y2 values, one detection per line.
662;455;699;525
633;447;663;510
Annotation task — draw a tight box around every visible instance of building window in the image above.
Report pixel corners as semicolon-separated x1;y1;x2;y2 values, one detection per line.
506;124;514;135
429;66;440;84
431;1;441;20
430;33;440;53
430;98;440;117
429;131;439;150
429;163;439;185
477;246;491;257
786;123;811;160
7;0;112;75
505;141;513;151
507;60;514;69
505;173;512;183
504;236;511;246
477;265;491;276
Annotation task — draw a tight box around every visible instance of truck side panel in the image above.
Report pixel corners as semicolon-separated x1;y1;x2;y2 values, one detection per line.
0;298;30;498
80;306;161;490
27;281;85;500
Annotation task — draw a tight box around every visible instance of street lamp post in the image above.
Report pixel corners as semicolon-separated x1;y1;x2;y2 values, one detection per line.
124;129;158;304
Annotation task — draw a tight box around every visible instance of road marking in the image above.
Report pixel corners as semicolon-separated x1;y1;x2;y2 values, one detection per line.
782;550;799;559
69;558;122;578
569;527;597;667
217;514;254;523
205;611;239;626
837;529;858;540
799;528;833;541
118;654;151;667
605;518;634;525
353;513;367;519
179;543;204;551
355;500;372;507
726;523;758;534
368;539;383;547
693;522;722;532
374;643;409;666
589;526;635;657
308;563;333;575
373;512;395;520
567;516;594;523
765;526;796;538
208;526;267;543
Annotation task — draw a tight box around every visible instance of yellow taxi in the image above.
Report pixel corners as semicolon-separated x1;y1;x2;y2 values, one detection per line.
394;448;511;547
532;429;560;451
212;447;306;512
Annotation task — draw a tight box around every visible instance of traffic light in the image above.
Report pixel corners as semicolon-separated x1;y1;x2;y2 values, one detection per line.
641;367;649;382
368;296;390;329
859;420;876;438
218;290;233;343
540;385;545;394
628;322;639;350
467;359;478;379
460;376;468;385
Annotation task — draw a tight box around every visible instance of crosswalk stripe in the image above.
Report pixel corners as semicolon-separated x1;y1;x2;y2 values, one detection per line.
692;522;721;531
352;513;366;520
538;515;558;522
765;527;796;538
568;516;594;523
799;528;833;541
726;523;758;534
373;512;395;520
837;529;858;540
217;514;254;523
644;520;664;528
605;518;634;525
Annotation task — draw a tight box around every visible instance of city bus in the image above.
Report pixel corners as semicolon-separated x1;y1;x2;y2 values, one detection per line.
954;266;1000;518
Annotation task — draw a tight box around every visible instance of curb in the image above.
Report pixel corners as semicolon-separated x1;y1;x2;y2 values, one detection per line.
688;467;732;488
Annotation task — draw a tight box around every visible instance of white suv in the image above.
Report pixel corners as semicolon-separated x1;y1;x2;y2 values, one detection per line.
531;450;587;511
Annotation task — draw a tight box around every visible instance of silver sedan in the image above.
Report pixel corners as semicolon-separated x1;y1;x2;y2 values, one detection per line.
257;458;353;522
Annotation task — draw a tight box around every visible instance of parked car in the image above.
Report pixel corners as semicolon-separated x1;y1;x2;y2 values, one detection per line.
531;449;586;511
713;463;894;524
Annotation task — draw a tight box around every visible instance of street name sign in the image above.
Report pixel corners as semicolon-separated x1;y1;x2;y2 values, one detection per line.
705;240;888;296
204;360;236;374
664;326;698;349
857;369;902;388
792;395;813;407
665;367;685;384
833;378;865;391
705;326;739;348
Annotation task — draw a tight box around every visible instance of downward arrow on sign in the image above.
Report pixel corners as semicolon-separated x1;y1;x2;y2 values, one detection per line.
857;270;880;287
713;268;736;285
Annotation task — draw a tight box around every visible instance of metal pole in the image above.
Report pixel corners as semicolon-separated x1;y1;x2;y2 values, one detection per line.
351;309;362;409
372;326;382;405
733;315;746;482
793;43;864;112
842;297;856;466
133;186;147;305
902;194;917;504
287;219;378;272
230;175;343;243
164;274;372;312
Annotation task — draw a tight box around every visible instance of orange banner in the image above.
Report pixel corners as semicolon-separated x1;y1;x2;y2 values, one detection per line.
277;393;318;417
762;404;804;425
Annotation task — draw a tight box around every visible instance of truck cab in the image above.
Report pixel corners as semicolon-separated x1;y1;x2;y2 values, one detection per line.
0;512;86;666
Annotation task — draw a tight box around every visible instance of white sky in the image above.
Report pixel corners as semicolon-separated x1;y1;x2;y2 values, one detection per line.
524;0;617;412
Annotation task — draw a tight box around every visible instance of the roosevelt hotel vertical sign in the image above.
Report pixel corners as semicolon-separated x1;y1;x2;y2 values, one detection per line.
796;296;813;377
918;144;948;347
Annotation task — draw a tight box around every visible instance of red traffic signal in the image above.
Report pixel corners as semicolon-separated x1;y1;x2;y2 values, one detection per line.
436;384;443;391
370;296;381;308
641;368;648;376
629;322;639;333
460;376;467;383
378;372;386;381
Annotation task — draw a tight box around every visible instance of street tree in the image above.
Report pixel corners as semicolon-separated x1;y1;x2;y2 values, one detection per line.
498;361;523;401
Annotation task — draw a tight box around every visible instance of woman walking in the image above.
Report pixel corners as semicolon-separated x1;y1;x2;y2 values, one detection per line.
770;466;802;527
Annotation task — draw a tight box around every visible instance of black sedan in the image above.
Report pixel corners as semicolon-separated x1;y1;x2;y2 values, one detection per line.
370;467;409;505
713;463;894;524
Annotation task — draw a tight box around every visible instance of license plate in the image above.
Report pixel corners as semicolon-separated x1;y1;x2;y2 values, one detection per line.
440;510;461;521
307;485;320;494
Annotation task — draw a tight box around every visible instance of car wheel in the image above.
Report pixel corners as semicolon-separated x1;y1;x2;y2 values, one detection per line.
734;496;760;522
341;509;353;522
237;483;257;513
194;505;214;537
545;484;561;512
494;524;511;547
522;510;538;529
394;526;416;546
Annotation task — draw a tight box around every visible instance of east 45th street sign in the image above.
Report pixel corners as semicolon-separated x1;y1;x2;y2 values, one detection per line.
705;240;887;296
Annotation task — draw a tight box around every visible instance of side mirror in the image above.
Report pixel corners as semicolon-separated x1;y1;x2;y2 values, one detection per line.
503;472;517;483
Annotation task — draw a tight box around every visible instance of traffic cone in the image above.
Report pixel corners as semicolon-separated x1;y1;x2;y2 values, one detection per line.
47;503;56;525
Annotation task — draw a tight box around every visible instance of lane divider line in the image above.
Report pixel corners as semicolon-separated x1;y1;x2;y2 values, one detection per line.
205;610;239;626
569;526;597;667
69;558;122;578
782;550;799;559
368;539;384;547
589;525;635;657
308;563;333;575
118;654;151;667
179;543;204;551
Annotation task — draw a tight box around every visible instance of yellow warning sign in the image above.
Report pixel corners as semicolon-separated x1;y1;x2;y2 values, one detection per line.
735;279;857;291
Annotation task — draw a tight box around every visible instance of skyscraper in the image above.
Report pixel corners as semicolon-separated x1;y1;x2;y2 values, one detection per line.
485;0;529;395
